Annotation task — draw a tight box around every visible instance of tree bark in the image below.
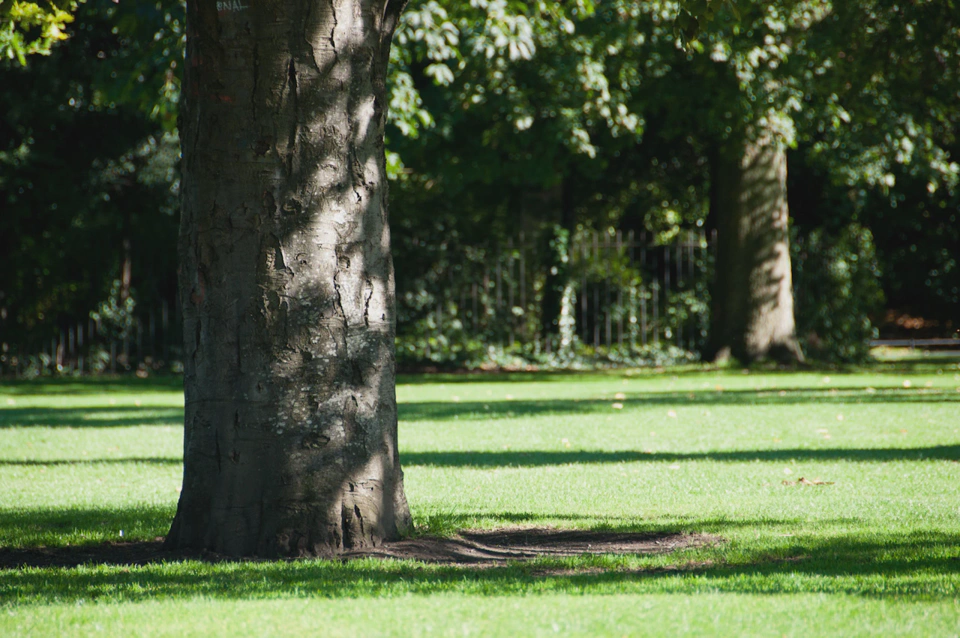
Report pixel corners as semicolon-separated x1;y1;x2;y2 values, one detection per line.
540;178;575;343
119;210;132;306
166;0;411;557
706;134;803;364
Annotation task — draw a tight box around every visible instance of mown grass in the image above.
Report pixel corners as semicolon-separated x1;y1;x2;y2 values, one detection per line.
2;361;960;636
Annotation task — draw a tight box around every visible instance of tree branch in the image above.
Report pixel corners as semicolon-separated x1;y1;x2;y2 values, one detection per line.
382;0;408;42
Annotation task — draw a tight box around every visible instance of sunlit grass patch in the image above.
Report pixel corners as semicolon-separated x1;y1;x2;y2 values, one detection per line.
1;361;959;634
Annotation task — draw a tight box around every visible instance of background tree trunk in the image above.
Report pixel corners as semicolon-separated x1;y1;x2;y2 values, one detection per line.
166;0;411;557
540;178;576;344
706;134;803;364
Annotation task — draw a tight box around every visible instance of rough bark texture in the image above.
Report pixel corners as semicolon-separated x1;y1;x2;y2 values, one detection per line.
706;135;804;364
166;0;411;557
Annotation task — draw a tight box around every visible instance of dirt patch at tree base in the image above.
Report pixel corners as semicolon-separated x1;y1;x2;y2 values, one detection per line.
344;530;719;564
0;529;720;569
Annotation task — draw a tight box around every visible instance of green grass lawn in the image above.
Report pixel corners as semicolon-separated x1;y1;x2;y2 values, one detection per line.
2;362;959;636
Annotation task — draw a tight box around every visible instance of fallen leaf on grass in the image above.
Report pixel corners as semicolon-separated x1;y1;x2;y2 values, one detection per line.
614;392;626;400
783;477;835;486
865;387;877;394
903;380;912;388
668;464;681;470
611;402;624;410
667;410;677;418
783;468;793;475
5;398;14;406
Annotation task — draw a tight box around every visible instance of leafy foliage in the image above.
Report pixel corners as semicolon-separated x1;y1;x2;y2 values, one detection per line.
0;0;181;353
2;0;959;370
0;0;79;64
793;224;885;362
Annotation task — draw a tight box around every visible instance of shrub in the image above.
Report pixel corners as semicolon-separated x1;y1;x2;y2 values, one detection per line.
793;224;884;362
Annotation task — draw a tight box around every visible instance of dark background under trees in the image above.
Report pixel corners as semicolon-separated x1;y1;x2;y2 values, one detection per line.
1;0;958;374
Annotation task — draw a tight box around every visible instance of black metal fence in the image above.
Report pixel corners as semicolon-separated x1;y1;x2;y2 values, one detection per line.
572;229;711;351
1;299;183;377
395;228;713;360
1;228;715;375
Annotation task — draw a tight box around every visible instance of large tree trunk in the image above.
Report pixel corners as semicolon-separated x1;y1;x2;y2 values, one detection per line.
166;0;411;557
706;134;803;364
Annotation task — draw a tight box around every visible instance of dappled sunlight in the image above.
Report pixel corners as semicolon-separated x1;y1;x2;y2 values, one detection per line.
2;369;958;608
1;516;957;602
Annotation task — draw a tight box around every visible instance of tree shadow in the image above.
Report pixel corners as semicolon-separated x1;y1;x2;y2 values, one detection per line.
6;444;955;469
0;376;184;396
397;386;960;422
870;355;960;368
1;506;956;602
401;445;960;468
0;457;180;466
396;358;960;384
396;369;670;385
2;384;952;429
0;504;176;550
0;407;183;428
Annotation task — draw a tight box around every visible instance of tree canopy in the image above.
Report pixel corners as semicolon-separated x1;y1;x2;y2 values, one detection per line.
1;0;957;370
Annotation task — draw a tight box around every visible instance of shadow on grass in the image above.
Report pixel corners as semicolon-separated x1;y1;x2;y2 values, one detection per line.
2;385;954;429
870;355;960;368
0;376;184;396
396;357;960;385
0;507;710;554
0;407;183;428
1;506;957;601
0;457;180;466
3;384;956;430
2;360;957;394
0;505;176;550
4;446;955;469
401;445;960;467
398;387;960;422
